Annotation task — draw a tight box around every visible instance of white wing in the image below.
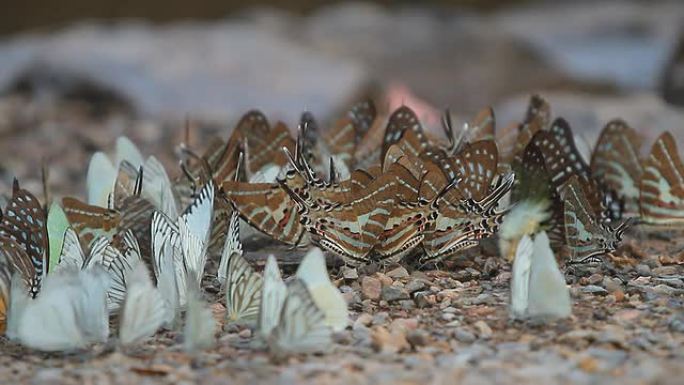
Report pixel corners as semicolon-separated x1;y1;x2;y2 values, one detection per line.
268;279;332;357
151;211;182;318
10;267;110;352
180;181;214;244
296;248;348;332
218;211;243;284
6;274;30;340
119;261;167;345
527;231;572;320
96;231;143;313
224;252;262;325
257;255;287;339
509;234;533;320
86;152;117;207
143;156;179;219
55;228;86;273
249;164;281;183
178;182;214;290
183;283;216;353
115;136;144;170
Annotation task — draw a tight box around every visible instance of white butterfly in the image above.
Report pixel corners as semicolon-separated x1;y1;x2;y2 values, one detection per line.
295;248;348;332
257;255;287;340
46;202;70;274
183;275;216;353
7;266;110;352
219;212;263;325
510;231;571;320
267;279;332;357
151;182;214;308
87;136;144;207
118;261;168;346
499;200;550;262
55;228;141;313
257;254;336;356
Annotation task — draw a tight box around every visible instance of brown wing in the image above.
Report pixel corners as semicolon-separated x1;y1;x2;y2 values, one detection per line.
639;131;684;225
0;180;48;280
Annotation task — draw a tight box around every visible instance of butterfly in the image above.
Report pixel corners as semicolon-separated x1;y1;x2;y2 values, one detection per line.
46;202;70;274
118;261;168;346
183;275;217;353
562;175;632;262
55;227;143;313
282;166;407;266
150;181;215;308
7;265;110;352
0;179;49;294
590;120;643;217
295;248;348;332
0;243;18;334
420;141;513;264
381;105;432;163
638;131;684;225
219;211;263;325
439;107;496;157
510;231;571;321
530;121;623;222
498;94;551;165
222;165;307;246
500;141;565;261
257;256;334;357
87;136;144;207
300;100;377;180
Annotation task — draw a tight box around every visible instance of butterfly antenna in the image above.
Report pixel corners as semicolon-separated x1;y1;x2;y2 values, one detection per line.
134;166;144;196
277;179;309;213
329;157;338;184
442;109;455;151
235;151;244;182
282;146;303;176
41;159;50;208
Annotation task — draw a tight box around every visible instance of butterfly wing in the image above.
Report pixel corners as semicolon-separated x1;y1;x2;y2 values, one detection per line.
527;231;571;319
295;248;348;332
46;202;71;274
55;228;86;273
268;279;332;357
119;261;167;345
151;211;181;323
86;152;116;207
224;251;263;326
510;234;533;320
1;181;48;287
257;255;287;339
218;211;243;284
183;284;217;353
590;120;643;216
639;131;684;225
178;182;214;289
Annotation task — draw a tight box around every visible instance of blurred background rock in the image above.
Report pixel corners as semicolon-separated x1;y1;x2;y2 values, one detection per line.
0;0;683;196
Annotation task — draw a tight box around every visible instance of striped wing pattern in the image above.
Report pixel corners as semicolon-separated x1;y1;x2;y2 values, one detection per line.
224;251;263;325
268;279;331;356
590;120;643;216
639;132;684;225
562;176;631;262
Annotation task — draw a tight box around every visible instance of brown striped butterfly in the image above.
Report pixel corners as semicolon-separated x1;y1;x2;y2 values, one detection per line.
639;131;684;225
590;119;643;217
562;175;632;263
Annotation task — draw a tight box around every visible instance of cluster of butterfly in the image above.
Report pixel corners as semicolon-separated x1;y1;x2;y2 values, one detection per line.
1;94;683;352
